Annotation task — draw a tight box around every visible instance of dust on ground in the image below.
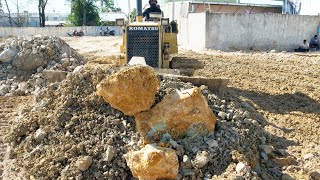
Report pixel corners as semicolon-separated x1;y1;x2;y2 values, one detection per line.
1;36;319;179
62;36;122;61
63;36;320;178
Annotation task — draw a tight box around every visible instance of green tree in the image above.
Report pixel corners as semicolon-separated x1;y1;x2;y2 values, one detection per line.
129;8;136;22
68;0;100;26
100;0;121;12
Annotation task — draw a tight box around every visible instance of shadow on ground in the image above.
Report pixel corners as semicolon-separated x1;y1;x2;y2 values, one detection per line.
227;87;320;115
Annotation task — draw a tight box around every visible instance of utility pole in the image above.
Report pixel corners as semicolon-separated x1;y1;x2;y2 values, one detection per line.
83;0;86;26
172;0;175;21
128;0;131;20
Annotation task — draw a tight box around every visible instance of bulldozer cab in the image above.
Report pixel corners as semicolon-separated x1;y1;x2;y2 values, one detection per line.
116;1;178;69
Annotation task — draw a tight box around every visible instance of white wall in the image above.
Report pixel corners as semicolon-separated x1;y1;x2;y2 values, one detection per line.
161;1;190;49
206;13;320;51
0;26;123;37
188;13;207;50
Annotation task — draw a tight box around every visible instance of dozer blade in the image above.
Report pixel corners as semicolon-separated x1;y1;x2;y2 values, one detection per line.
159;73;229;95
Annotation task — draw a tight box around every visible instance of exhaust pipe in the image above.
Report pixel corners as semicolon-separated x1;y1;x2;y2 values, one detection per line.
137;0;143;22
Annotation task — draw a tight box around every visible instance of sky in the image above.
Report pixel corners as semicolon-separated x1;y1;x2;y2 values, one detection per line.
2;0;320;15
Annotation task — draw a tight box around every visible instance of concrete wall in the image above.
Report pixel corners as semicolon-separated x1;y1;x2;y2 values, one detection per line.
206;13;320;51
0;26;123;37
188;13;207;50
162;1;320;51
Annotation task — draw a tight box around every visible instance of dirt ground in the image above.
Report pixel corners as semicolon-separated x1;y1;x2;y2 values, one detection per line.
0;36;319;179
0;96;32;180
62;36;320;179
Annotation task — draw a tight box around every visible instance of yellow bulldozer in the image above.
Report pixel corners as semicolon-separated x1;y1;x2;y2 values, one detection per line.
115;0;178;68
115;0;228;94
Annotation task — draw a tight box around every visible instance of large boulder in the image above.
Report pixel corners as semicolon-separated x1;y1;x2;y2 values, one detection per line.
125;144;178;180
0;48;18;63
96;66;159;116
135;87;217;140
12;53;47;71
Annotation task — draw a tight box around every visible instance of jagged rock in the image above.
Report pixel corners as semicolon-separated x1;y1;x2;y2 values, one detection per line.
96;66;159;115
259;145;274;155
42;70;68;83
192;151;210;168
236;162;249;173
0;48;18;63
34;128;46;142
12;53;48;71
124;144;178;180
76;156;92;171
103;145;116;162
0;84;10;96
135;87;217;140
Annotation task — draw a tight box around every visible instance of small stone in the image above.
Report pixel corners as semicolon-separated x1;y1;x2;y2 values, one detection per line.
282;173;295;180
236;162;249;174
37;66;44;72
34;128;46;142
259;137;267;144
124;144;178;180
192;151;210;168
206;139;218;148
261;152;268;160
76;156;92;171
103;146;116;162
309;171;320;180
243;111;250;118
303;153;314;160
259;145;274;155
218;111;226;120
182;155;192;168
274;149;286;156
233;115;242;121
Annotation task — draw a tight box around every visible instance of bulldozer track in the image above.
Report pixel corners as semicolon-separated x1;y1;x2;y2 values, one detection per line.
0;96;32;180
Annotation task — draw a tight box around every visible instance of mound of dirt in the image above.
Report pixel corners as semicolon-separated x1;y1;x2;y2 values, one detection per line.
2;63;281;179
0;35;84;96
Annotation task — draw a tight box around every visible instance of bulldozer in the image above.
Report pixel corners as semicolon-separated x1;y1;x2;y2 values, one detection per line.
115;0;229;94
116;0;178;68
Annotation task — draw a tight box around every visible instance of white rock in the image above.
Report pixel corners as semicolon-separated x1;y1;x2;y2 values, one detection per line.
236;162;249;173
303;153;314;160
76;156;92;171
18;82;29;92
218;111;226;120
73;65;83;74
103;146;116;162
37;66;44;73
35;128;46;142
0;84;10;96
192;151;210;168
0;48;18;63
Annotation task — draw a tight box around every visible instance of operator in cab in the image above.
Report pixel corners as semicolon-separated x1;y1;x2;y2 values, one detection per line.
143;0;162;21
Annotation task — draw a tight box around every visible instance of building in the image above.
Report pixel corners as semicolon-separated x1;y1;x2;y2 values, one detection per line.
159;0;299;14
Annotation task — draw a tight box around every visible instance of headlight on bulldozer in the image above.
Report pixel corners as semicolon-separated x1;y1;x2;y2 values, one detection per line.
161;18;169;26
116;18;125;26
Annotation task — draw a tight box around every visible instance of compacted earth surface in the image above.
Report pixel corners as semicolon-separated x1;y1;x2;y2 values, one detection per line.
0;36;319;179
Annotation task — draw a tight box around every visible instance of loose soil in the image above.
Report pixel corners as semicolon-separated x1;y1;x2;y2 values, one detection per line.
0;36;319;179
